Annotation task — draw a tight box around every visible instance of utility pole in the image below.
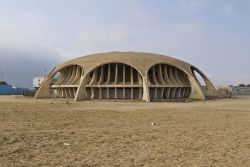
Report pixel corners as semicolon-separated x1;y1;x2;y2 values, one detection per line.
1;72;3;81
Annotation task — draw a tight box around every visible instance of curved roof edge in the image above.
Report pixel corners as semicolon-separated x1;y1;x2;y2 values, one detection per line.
62;51;192;66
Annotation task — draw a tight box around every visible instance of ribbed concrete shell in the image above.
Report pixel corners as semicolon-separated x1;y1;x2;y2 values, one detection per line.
35;52;217;101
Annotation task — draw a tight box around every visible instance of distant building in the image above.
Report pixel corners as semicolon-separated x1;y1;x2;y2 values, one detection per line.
217;87;232;98
230;86;250;96
0;81;23;95
33;77;45;89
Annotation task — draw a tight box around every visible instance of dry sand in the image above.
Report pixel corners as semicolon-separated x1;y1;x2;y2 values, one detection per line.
0;96;250;166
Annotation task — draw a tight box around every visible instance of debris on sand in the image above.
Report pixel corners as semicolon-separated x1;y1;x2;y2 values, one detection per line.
63;142;70;146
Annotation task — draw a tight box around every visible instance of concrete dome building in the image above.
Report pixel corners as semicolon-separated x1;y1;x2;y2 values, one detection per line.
35;52;217;102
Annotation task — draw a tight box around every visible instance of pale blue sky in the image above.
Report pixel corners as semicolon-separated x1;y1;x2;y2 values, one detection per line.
0;0;249;87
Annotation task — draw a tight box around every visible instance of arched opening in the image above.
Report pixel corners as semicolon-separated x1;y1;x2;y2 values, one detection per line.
148;64;191;100
84;63;143;100
51;65;83;98
192;70;206;87
190;66;208;95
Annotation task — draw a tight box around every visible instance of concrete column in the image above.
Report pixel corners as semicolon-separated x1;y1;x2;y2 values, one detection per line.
115;64;118;84
152;66;157;85
138;87;142;99
173;68;182;85
55;72;64;85
72;66;81;85
130;67;134;99
73;88;76;97
97;66;104;84
154;88;157;99
63;67;71;85
90;88;95;99
123;87;125;99
68;88;72;98
89;70;97;85
115;87;117;99
107;88;110;99
202;76;218;97
130;66;133;85
99;88;102;99
178;70;186;85
169;66;176;85
142;75;150;102
160;88;165;98
58;71;66;85
67;66;76;85
35;77;52;99
158;65;165;85
106;64;111;84
123;64;125;85
166;88;171;98
188;75;206;100
163;65;170;85
74;75;90;101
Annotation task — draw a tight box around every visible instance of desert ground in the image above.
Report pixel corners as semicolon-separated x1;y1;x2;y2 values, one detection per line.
0;96;250;167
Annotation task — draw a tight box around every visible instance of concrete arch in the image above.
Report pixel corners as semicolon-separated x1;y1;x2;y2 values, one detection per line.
81;61;144;79
147;63;192;100
190;66;218;98
75;62;146;101
35;64;83;99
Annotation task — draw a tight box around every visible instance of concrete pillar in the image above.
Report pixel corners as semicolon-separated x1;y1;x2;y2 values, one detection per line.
74;75;89;101
35;77;52;99
142;75;150;102
188;75;206;100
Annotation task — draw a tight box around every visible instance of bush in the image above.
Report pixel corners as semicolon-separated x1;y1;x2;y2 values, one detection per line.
239;84;246;87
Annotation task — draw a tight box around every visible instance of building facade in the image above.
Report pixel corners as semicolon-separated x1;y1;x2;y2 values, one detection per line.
230;86;250;96
33;77;45;89
35;52;218;101
0;81;23;95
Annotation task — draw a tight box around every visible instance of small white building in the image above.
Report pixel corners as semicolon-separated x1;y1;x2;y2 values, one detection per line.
33;77;45;89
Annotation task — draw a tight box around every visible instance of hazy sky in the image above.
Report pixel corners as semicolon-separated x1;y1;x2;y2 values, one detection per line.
0;0;249;87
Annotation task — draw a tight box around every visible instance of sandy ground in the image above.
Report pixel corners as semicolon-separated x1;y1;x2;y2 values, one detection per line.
0;96;250;167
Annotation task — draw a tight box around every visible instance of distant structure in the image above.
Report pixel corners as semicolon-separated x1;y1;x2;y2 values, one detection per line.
33;77;45;89
230;85;250;96
217;86;232;98
0;81;23;95
35;52;217;101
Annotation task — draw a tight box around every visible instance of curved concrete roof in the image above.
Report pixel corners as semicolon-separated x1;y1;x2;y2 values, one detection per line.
54;52;192;76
